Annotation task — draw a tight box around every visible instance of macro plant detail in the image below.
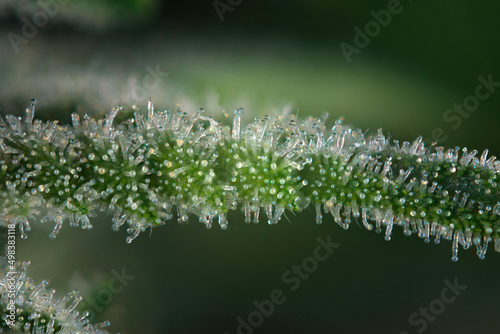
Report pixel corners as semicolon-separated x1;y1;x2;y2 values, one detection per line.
0;261;111;333
0;99;499;264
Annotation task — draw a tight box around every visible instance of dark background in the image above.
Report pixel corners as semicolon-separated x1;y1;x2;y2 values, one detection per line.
2;1;500;333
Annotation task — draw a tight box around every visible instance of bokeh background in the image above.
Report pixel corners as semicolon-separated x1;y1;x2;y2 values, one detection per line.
1;0;500;333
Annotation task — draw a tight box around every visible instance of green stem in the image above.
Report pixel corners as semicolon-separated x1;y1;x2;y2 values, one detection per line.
0;100;498;261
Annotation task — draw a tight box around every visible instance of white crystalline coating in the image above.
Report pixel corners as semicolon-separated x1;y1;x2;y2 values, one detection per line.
0;100;499;261
24;99;36;131
0;262;111;333
232;108;244;141
147;97;155;127
103;105;121;135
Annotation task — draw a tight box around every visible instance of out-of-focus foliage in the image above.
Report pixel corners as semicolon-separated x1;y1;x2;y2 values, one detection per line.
0;0;159;30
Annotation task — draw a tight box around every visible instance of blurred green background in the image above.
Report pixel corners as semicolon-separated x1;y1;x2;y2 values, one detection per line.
1;0;500;333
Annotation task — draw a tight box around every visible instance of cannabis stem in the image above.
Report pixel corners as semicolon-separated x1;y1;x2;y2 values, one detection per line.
0;261;111;333
0;99;499;261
